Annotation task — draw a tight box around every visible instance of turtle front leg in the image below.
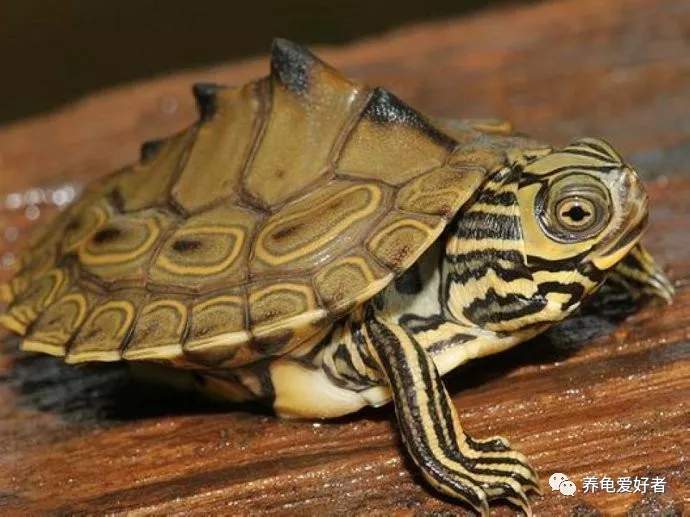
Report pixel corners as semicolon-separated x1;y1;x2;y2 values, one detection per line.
363;308;540;515
606;243;675;302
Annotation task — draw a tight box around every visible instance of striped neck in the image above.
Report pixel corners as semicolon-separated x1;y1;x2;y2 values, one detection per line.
443;166;603;334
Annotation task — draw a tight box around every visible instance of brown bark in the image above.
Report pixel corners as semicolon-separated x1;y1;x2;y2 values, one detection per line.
0;0;688;514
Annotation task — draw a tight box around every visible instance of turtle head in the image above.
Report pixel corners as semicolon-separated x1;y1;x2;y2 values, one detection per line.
519;137;674;304
518;137;648;275
445;137;670;334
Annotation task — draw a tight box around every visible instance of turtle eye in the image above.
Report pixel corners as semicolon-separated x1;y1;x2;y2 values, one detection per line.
555;197;597;231
538;176;611;242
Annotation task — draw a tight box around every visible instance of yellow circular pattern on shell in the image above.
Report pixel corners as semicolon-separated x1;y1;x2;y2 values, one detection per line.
154;226;246;276
83;299;137;341
78;217;162;266
254;184;382;266
249;283;319;327
315;256;392;311
62;202;111;253
193;294;244;314
187;295;248;350
25;292;89;351
367;217;436;269
139;299;188;336
326;256;378;283
22;268;69;313
51;292;89;332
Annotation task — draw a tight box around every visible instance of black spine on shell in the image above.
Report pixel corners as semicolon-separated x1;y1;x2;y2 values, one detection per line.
270;38;322;96
140;139;164;161
192;82;222;122
363;88;456;150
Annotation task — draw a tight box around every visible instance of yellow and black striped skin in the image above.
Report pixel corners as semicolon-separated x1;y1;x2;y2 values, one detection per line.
305;137;662;514
0;40;672;515
606;244;675;302
364;305;540;515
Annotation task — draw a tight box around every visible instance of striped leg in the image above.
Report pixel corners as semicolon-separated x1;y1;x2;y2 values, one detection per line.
606;243;675;302
364;309;540;515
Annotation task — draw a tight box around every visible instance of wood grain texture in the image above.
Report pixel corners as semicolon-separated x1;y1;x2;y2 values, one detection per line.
0;0;688;515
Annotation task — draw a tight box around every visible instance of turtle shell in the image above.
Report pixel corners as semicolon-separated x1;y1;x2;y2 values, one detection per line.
0;39;512;369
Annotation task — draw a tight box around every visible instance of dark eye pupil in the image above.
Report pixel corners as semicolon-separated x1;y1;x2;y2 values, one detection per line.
562;205;590;222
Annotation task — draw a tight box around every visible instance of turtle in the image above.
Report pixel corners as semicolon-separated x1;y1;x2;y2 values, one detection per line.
0;39;674;515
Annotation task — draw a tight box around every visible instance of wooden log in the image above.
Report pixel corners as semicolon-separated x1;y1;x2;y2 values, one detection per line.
0;0;688;514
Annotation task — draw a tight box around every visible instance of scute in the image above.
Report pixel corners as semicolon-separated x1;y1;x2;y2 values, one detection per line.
113;129;197;212
79;209;173;285
66;290;144;364
184;291;249;366
149;203;256;291
0;268;71;335
243;39;366;209
22;290;90;357
2;39;512;368
397;165;486;218
314;253;392;313
251;179;392;275
367;212;445;272
124;297;188;361
171;83;262;213
337;88;455;185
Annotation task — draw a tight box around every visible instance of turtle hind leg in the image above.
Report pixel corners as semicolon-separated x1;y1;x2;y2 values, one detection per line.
362;307;540;515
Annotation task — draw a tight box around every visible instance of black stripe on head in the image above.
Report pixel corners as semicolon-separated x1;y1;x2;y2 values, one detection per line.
558;148;619;163
519;164;617;187
447;249;525;265
537;281;585;311
463;289;546;326
527;252;606;283
475;189;518;207
444;249;531;312
577;260;607;283
527;251;589;272
453;213;522;241
566;139;622;162
449;261;531;285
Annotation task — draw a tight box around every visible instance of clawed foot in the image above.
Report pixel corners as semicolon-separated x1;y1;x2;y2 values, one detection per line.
363;316;541;515
429;433;541;516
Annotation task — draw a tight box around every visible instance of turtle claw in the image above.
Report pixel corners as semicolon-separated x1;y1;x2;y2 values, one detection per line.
463;438;540;515
530;476;544;496
507;494;534;517
476;496;490;517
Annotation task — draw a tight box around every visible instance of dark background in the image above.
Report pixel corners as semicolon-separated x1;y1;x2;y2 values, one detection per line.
0;0;532;124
